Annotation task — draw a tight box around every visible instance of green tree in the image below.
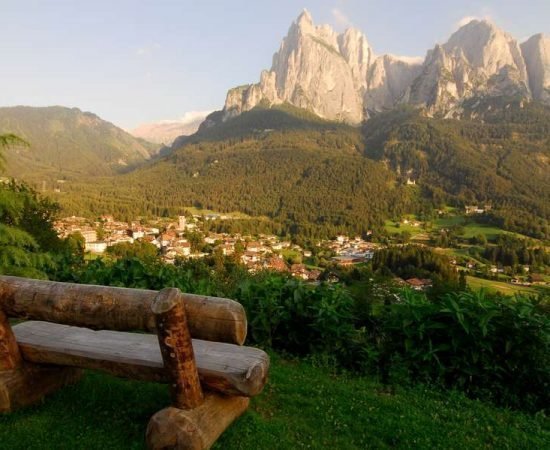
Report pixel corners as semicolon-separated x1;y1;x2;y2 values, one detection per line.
0;134;28;171
106;241;159;262
0;135;53;278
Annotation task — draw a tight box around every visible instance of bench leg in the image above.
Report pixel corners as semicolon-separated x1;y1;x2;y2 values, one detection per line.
0;363;82;413
146;393;249;450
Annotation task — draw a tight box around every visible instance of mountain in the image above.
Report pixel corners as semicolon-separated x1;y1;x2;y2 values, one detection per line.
223;10;422;124
220;11;549;124
0;106;159;182
54;101;549;239
55;104;412;237
130;111;211;145
521;34;550;104
409;20;530;117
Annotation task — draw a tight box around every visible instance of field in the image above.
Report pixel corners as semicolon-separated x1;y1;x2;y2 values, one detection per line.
466;276;539;296
385;213;528;243
0;355;548;449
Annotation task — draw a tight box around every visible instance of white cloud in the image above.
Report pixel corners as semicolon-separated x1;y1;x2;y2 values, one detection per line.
387;54;424;65
136;43;161;57
331;8;353;29
454;8;494;30
158;111;213;126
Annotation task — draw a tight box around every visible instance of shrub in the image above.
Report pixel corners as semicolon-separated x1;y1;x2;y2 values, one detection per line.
54;256;549;411
379;290;550;411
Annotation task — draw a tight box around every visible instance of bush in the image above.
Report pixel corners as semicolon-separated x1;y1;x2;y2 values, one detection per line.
379;290;549;411
54;256;549;411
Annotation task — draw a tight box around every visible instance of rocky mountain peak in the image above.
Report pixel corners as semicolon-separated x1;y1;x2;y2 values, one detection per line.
220;12;548;125
296;9;314;31
408;19;531;116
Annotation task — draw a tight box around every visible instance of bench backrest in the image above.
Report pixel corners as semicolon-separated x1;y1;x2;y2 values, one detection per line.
0;276;246;345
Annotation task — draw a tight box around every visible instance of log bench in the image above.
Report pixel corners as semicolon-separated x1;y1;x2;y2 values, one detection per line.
0;276;269;449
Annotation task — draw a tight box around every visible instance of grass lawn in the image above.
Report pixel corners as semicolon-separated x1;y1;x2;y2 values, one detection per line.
384;220;426;237
386;214;526;244
434;216;527;241
0;355;548;449
467;276;539;296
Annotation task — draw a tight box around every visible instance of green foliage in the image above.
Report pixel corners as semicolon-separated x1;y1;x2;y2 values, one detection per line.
0;133;28;171
372;245;459;287
0;224;52;278
236;275;355;356
379;290;550;411
55;255;549;411
0;181;59;278
483;234;549;268
50;107;415;239
0;106;159;182
106;240;159;262
363;103;550;239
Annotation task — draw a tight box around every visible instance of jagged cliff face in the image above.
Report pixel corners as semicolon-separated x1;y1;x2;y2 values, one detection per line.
522;34;550;104
223;11;421;124
366;55;423;113
222;11;550;124
409;20;531;116
224;11;367;123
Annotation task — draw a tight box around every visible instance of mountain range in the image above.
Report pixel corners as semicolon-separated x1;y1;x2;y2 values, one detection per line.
220;10;550;124
0;11;548;240
130;111;211;145
0;106;159;182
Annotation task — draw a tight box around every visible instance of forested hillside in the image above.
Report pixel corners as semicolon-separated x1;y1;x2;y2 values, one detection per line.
363;101;550;238
0;106;159;182
55;106;416;238
42;102;550;239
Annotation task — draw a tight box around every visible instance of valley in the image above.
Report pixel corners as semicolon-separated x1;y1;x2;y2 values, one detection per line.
0;5;549;448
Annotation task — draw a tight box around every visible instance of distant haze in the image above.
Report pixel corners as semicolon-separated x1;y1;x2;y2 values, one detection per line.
131;111;211;144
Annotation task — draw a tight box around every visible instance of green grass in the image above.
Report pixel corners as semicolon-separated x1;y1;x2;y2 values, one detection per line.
434;216;526;241
384;220;427;237
385;214;526;243
1;356;548;449
467;276;539;296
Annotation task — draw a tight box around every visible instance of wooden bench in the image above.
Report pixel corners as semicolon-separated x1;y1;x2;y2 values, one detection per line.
0;276;269;449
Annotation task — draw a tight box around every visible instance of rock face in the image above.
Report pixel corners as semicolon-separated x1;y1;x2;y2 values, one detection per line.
409;20;530;116
221;11;549;124
223;11;424;124
224;11;366;123
366;55;423;114
521;34;550;104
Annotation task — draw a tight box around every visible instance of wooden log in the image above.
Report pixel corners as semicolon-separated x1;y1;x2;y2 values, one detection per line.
146;394;249;450
13;321;270;397
152;288;203;409
0;310;22;371
0;275;247;345
0;364;82;413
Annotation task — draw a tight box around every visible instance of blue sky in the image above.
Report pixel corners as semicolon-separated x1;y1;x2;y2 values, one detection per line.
1;0;548;129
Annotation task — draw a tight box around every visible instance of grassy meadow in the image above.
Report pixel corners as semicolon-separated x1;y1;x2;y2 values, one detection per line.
0;355;548;449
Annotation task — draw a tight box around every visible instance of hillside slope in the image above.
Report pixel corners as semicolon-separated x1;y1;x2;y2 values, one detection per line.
51;101;550;239
0;106;159;182
55;105;413;237
363;101;550;238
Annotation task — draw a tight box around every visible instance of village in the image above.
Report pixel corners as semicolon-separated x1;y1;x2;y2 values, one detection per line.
54;214;384;283
54;212;547;293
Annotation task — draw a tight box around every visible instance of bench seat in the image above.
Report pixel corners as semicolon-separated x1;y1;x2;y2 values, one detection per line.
12;321;268;397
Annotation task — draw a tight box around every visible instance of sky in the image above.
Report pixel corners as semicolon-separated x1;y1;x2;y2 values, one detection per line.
1;0;549;129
